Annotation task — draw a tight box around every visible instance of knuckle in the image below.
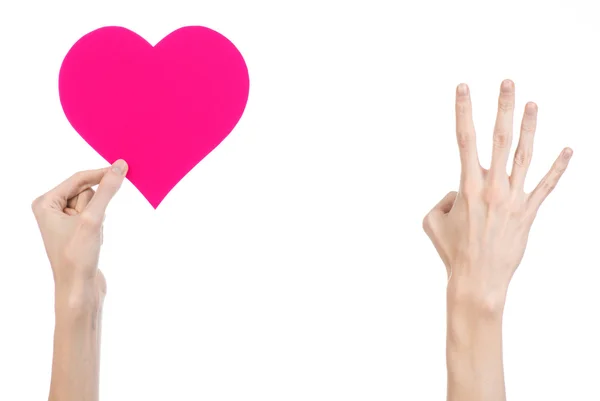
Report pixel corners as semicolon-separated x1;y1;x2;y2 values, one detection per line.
456;101;469;116
456;131;472;149
31;195;47;214
71;171;85;181
79;211;101;228
423;211;443;237
31;196;41;212
513;148;531;167
461;188;478;203
460;179;479;198
482;186;506;206
493;130;510;148
554;164;567;175
70;171;88;186
422;213;434;233
541;178;556;194
498;100;515;112
521;121;536;134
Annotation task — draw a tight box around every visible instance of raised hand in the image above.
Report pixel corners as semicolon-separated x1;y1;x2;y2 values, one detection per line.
422;80;572;401
423;79;571;301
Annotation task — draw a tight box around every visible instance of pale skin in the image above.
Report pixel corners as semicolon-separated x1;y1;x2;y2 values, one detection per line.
422;79;572;401
30;81;570;401
32;159;128;401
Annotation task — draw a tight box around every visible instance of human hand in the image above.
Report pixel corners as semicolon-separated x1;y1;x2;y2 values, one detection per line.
32;160;128;308
422;80;572;308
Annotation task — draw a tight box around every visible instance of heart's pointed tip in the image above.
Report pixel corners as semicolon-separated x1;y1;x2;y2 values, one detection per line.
149;197;165;210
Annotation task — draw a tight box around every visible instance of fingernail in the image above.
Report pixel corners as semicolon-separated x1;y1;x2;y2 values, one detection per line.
112;159;128;176
501;79;514;93
563;148;573;160
525;102;537;114
457;83;469;96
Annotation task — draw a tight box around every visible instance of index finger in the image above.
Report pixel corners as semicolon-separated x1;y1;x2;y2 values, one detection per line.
455;83;481;181
45;168;109;209
84;160;128;219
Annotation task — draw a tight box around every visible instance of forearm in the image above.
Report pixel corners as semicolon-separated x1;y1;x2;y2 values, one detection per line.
446;284;506;401
49;287;103;401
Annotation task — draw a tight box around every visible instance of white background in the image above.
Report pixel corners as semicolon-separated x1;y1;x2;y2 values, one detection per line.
0;0;598;400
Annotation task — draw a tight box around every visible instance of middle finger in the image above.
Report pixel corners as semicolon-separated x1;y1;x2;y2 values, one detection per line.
489;79;516;179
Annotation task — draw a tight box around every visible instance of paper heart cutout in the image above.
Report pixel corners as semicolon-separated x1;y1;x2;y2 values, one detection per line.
59;26;250;208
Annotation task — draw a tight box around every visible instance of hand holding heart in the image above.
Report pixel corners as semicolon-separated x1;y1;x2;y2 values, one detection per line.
46;25;248;305
32;160;128;307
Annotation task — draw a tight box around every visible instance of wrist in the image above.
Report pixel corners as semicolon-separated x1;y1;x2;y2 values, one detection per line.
447;275;508;318
446;297;506;401
55;281;103;316
446;281;505;350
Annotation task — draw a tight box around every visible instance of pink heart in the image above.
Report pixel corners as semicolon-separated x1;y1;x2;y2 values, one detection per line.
59;26;250;208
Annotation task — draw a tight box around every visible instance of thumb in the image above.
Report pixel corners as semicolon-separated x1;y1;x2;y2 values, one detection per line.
423;191;457;234
432;191;458;215
85;159;128;218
